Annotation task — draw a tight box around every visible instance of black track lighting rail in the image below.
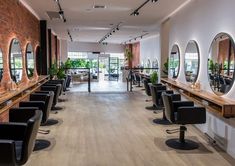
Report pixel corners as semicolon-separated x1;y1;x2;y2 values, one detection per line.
130;0;158;16
98;23;122;44
122;33;149;44
67;30;73;42
54;0;67;22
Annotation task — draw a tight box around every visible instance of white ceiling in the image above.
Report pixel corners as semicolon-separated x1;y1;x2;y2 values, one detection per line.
24;0;188;44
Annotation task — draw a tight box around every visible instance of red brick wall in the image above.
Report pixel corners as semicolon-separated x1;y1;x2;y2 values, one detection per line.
57;39;60;65
132;42;140;67
0;0;40;121
125;43;140;68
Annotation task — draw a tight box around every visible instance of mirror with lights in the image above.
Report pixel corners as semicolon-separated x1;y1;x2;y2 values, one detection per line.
26;44;34;78
208;33;235;95
146;59;151;74
184;40;200;83
9;38;23;83
169;45;180;79
0;49;3;81
152;58;159;68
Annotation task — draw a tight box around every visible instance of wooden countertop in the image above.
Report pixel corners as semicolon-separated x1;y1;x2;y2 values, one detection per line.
161;77;235;106
0;75;49;106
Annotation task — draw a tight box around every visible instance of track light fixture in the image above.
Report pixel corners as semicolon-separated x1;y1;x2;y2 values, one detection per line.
130;0;158;16
122;33;149;44
67;30;73;42
54;0;67;22
98;22;122;43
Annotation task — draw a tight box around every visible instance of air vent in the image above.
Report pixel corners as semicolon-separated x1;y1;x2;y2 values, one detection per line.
46;11;61;20
93;5;106;9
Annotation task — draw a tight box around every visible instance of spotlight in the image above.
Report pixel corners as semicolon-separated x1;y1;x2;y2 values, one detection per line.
116;27;119;31
113;30;115;33
110;33;112;35
133;11;139;16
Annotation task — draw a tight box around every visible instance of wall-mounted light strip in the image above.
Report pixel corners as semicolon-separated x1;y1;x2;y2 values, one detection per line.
130;0;158;16
122;33;149;45
98;22;122;44
54;0;66;22
67;30;73;42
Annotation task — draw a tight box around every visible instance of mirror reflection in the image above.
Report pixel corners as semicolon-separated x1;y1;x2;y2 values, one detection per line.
26;44;34;78
146;59;151;74
9;38;23;83
152;59;159;68
184;40;200;83
0;49;3;81
208;33;235;95
169;45;180;79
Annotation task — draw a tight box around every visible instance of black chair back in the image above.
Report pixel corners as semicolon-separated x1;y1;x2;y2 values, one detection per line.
143;79;151;96
162;93;175;123
20;110;42;164
30;94;51;123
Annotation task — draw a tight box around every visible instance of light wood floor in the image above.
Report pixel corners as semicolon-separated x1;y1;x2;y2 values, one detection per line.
26;90;235;166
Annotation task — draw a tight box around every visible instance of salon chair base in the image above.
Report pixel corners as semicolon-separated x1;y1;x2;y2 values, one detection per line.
34;139;51;151
145;105;162;111
41;119;59;126
165;139;199;150
153;118;172;125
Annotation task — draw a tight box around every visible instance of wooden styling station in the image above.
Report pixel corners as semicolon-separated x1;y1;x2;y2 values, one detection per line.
0;75;49;122
161;78;235;118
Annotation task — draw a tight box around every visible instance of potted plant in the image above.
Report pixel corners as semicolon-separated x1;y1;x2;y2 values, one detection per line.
49;61;66;79
150;71;158;84
162;58;169;76
125;48;133;61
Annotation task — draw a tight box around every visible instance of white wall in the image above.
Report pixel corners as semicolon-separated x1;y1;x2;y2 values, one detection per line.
68;41;125;53
167;0;235;158
140;35;161;66
169;0;235;99
60;39;68;62
140;35;161;80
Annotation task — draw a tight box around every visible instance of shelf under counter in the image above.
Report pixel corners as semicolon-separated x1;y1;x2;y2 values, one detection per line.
161;77;235;118
0;75;50;119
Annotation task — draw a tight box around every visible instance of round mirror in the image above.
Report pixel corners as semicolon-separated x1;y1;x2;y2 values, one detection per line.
208;33;235;95
146;59;151;73
0;49;3;81
184;41;200;83
169;45;180;79
9;38;23;83
152;59;159;68
26;44;34;78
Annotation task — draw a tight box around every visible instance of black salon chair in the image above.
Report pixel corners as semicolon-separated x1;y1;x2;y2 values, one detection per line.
66;75;72;88
45;79;65;95
44;79;66;92
40;84;62;109
162;93;206;150
0;109;42;166
146;83;163;110
143;78;151;97
151;85;174;125
19;92;54;126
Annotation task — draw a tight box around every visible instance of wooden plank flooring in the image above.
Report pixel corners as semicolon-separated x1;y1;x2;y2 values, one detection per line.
26;90;235;166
